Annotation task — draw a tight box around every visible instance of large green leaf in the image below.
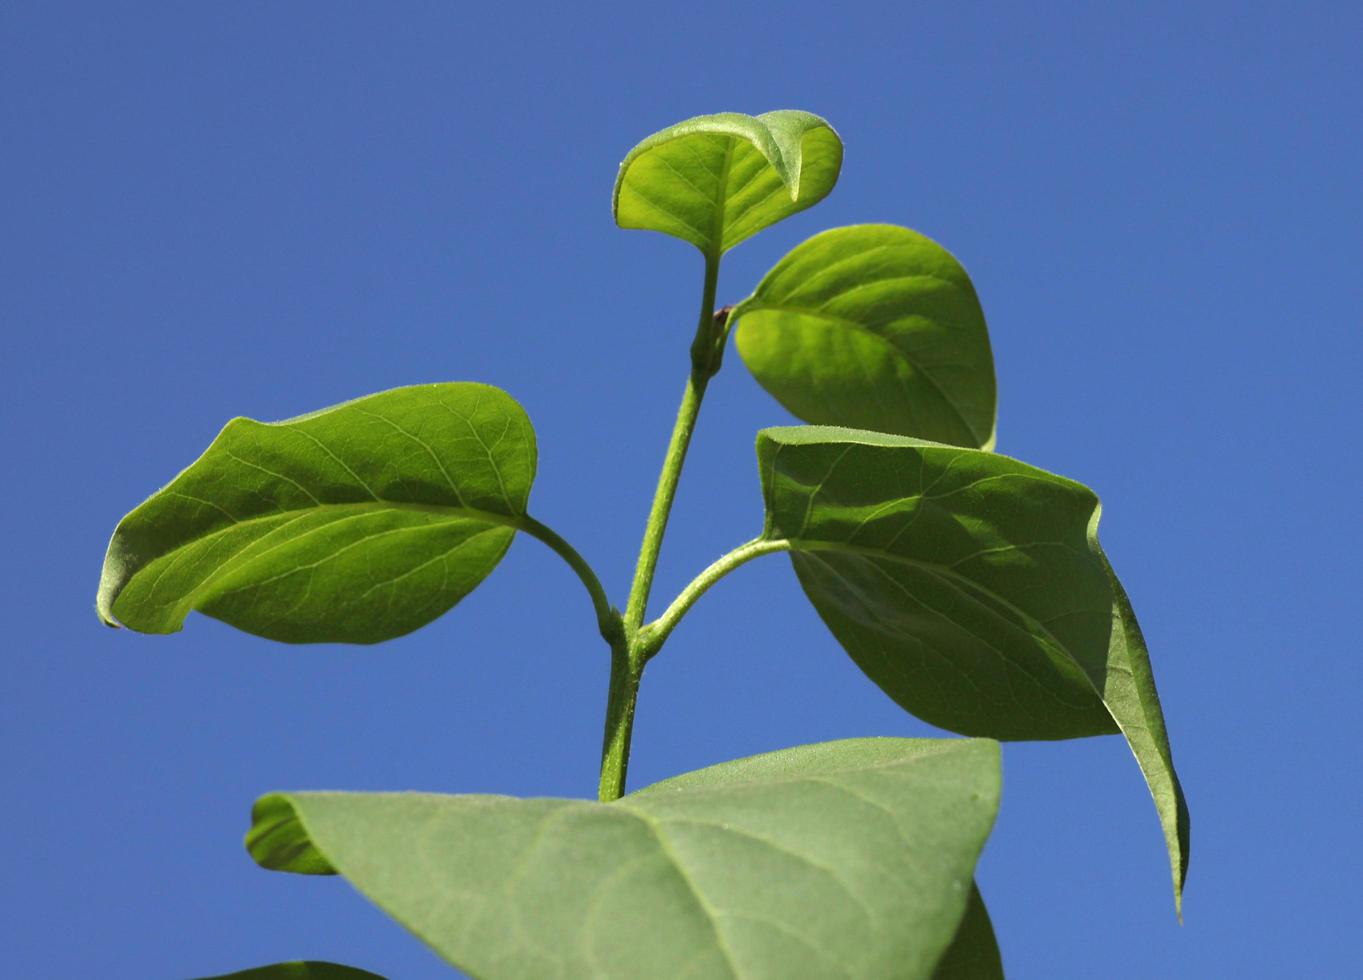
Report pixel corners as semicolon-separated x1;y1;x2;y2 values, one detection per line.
248;738;1001;979
613;110;842;256
734;225;996;449
757;426;1187;911
97;383;536;644
198;964;385;979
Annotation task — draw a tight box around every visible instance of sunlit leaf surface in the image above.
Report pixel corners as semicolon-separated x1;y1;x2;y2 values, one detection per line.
97;383;535;644
736;225;996;448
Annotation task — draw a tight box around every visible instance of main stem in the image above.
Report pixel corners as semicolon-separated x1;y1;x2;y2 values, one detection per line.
596;641;638;802
598;251;722;802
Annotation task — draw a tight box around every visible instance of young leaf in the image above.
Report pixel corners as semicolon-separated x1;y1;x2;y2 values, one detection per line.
734;225;997;449
613;110;842;256
757;426;1188;910
96;383;536;644
197;964;385;980
248;738;1001;980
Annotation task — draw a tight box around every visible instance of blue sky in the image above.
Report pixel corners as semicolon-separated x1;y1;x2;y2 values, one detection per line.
4;2;1359;976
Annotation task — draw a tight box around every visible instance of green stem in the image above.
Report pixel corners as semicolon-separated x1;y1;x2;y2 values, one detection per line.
622;254;721;637
637;538;791;660
597;642;638;802
598;250;723;802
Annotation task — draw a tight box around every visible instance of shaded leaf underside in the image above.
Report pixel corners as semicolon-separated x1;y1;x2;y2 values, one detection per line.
930;884;1003;980
197;963;386;980
757;426;1187;910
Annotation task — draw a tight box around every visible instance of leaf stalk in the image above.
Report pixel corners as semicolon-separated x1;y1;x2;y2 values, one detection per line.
517;515;622;647
637;538;791;660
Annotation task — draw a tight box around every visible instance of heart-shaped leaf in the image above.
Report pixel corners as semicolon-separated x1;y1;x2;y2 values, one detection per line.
97;383;536;644
757;426;1187;912
613;110;842;256
248;738;1001;979
197;964;385;979
734;225;996;449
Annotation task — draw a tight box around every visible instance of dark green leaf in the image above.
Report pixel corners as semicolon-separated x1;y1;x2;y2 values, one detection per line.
613;110;842;256
931;884;1003;979
759;426;1111;739
96;383;536;644
757;426;1187;911
249;738;1001;979
197;963;385;980
734;225;996;449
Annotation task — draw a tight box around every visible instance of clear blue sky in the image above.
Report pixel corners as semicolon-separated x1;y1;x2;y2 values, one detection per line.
4;2;1359;977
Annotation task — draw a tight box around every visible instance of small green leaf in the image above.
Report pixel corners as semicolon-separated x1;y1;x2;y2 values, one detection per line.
613;110;842;256
734;225;997;449
248;738;1001;979
757;426;1188;910
931;884;1003;980
97;383;536;644
197;963;385;980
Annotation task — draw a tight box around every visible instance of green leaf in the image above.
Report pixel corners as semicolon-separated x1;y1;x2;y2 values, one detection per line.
96;383;536;644
1102;556;1192;919
931;884;1003;980
197;963;386;980
248;738;1001;979
613;110;842;256
734;225;996;449
758;426;1110;739
757;426;1188;911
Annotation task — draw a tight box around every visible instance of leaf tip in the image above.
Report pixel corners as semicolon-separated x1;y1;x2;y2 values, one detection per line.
247;793;338;875
95;575;125;629
1172;786;1190;922
96;525;136;631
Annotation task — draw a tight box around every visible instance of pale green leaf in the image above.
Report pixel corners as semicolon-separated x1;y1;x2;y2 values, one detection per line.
613;110;842;255
757;426;1187;911
248;738;1001;979
197;963;385;979
96;383;536;644
734;225;996;449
